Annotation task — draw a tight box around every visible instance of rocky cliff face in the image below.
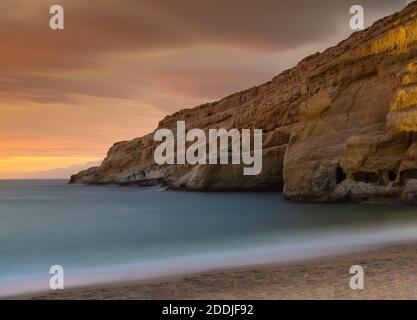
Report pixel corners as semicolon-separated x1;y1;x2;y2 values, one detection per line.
71;3;417;203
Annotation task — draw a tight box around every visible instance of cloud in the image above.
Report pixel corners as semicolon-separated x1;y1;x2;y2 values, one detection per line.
0;0;406;107
0;0;405;71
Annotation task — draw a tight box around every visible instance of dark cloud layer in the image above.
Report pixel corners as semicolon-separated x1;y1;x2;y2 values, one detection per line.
0;0;405;71
0;0;406;107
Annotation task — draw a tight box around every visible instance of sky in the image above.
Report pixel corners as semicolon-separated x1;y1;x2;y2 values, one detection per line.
0;0;410;178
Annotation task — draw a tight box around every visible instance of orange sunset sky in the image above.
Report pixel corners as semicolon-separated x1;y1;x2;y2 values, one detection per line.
0;0;409;178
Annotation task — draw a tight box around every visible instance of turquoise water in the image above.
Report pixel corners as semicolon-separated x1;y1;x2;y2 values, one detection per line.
1;180;417;296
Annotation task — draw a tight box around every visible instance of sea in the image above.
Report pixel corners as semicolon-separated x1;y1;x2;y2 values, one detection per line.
1;179;417;297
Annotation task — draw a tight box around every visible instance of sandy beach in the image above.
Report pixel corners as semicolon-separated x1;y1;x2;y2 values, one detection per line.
19;243;417;300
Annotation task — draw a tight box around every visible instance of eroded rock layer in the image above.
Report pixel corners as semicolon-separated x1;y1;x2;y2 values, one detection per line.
71;3;417;203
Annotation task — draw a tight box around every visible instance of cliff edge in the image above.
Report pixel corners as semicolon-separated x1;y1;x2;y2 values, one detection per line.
71;3;417;203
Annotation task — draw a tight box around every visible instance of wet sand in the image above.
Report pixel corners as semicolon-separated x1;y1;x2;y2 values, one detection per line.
20;243;417;300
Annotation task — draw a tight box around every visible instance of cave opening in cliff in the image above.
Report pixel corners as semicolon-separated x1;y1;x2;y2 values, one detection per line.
336;167;347;184
400;169;417;184
353;172;379;184
388;171;397;182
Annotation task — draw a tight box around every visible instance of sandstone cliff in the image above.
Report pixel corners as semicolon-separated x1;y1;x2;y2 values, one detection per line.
71;3;417;203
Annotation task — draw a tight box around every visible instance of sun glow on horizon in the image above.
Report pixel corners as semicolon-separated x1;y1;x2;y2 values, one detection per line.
0;156;103;176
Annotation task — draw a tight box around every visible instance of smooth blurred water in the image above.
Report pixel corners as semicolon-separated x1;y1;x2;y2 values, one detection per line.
1;179;417;297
